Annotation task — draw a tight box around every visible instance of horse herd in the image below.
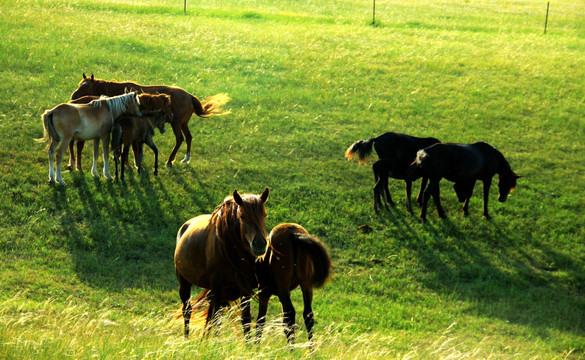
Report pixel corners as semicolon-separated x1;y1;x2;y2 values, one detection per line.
36;74;521;343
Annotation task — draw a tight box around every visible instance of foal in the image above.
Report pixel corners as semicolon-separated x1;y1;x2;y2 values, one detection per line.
111;113;167;182
409;141;521;220
255;223;332;343
345;132;440;211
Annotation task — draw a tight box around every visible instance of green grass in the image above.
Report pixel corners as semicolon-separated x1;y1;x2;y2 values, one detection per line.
1;0;584;358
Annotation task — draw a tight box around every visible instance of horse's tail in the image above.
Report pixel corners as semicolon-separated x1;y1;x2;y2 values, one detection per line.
344;138;375;164
192;93;231;118
35;110;60;145
173;289;210;324
406;149;428;181
294;233;332;289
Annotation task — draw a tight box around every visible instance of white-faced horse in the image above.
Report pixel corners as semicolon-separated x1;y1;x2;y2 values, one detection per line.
37;92;141;185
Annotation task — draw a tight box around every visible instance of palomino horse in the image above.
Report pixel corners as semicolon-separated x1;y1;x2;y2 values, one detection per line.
408;141;521;220
255;223;332;343
175;188;270;337
37;92;141;185
71;73;230;168
68;93;173;172
345;132;440;212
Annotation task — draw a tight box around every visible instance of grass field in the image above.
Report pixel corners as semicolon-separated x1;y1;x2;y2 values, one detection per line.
1;0;584;358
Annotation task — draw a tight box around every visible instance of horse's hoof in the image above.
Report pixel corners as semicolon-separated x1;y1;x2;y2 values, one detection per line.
181;158;190;164
165;162;173;168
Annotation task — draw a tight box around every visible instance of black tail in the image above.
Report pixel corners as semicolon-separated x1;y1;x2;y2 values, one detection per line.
294;234;332;288
344;138;375;164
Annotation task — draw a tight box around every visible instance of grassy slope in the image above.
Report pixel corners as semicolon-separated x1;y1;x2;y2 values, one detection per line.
0;0;584;358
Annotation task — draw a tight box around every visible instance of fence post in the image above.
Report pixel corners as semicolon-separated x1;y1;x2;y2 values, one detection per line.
544;2;550;34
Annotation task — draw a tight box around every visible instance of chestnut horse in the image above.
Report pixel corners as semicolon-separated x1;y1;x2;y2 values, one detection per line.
408;141;521;220
68;93;173;172
71;73;230;168
175;188;270;337
255;223;332;343
37;92;141;185
345;132;440;212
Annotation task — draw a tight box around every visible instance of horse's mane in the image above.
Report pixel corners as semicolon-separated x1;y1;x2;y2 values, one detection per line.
92;93;137;118
487;143;516;178
209;195;262;295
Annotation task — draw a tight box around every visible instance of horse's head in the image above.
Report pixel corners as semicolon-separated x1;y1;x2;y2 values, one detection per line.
233;187;270;256
124;91;142;118
498;174;522;202
138;93;173;124
71;73;99;100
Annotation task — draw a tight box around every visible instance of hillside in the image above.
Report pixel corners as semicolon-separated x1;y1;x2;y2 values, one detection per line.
0;0;584;358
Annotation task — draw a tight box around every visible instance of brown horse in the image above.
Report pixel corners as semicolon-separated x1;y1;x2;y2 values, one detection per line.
37;92;141;185
68;93;173;172
175;188;270;337
255;223;332;343
71;73;230;168
111;111;168;182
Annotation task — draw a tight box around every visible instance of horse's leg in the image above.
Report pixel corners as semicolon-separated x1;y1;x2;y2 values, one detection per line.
405;180;413;212
383;176;394;207
256;289;271;342
177;273;192;337
76;141;84;172
67;141;75;170
419;179;435;221
48;138;58;183
180;121;192;164
416;176;428;206
278;291;296;343
121;144;130;182
373;178;382;212
300;282;315;341
166;120;185;168
241;296;252;339
431;180;447;219
482;178;492;219
462;180;476;217
91;139;100;178
55;136;72;185
101;135;112;181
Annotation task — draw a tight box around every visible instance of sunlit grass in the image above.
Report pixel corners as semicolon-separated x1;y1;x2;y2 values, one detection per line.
0;0;584;358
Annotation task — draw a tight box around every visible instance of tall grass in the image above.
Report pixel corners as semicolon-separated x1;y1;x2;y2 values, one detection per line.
0;0;584;358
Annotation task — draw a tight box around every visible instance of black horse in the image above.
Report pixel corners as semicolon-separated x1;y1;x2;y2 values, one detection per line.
408;142;521;221
345;132;440;212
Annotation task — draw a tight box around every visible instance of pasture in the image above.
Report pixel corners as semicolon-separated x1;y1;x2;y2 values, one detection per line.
1;0;584;358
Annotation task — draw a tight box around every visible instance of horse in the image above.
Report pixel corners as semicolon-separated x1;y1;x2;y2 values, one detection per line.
67;93;173;172
255;223;332;343
345;132;440;212
175;188;270;337
408;141;521;221
111;111;167;182
37;92;141;185
71;73;230;168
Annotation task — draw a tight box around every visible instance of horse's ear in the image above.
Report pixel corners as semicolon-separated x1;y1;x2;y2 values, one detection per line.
90;74;94;81
233;189;243;205
82;73;87;79
260;187;269;203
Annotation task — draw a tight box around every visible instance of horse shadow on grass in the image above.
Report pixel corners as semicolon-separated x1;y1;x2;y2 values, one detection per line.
375;206;585;341
50;167;219;294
